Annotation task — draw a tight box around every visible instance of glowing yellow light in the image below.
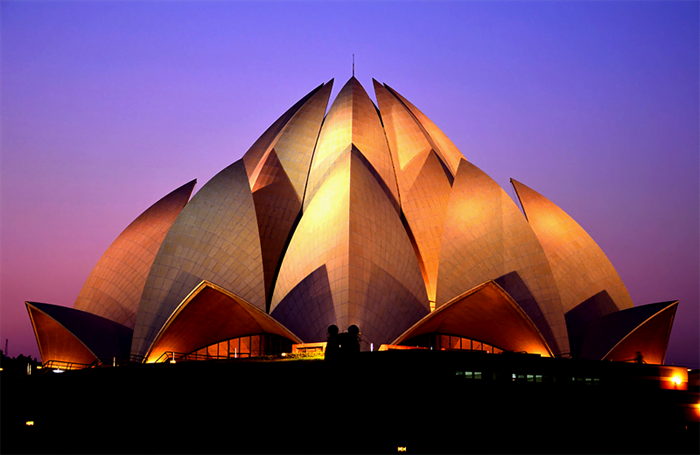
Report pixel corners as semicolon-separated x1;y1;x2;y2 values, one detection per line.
169;359;176;364
25;421;34;426
398;448;407;452
672;375;682;385
36;366;42;369
281;353;286;357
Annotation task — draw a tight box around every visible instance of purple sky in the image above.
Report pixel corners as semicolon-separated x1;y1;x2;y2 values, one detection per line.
1;1;697;367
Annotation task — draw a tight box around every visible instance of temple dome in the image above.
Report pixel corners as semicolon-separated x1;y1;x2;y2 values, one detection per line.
27;77;677;366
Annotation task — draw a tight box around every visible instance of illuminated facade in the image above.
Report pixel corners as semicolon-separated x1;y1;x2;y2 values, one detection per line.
26;77;678;367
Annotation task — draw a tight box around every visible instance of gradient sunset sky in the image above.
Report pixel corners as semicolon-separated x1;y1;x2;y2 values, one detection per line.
1;1;697;367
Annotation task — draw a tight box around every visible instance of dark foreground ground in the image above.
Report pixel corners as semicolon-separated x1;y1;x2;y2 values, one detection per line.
2;350;698;454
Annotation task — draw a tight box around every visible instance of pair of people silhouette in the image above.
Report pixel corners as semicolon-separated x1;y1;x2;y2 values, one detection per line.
325;324;360;361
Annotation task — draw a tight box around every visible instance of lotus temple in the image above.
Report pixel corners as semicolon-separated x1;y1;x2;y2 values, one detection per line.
25;76;679;368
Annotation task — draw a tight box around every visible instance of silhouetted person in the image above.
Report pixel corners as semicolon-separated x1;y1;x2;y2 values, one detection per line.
325;325;340;361
329;325;362;361
347;325;361;353
634;351;645;364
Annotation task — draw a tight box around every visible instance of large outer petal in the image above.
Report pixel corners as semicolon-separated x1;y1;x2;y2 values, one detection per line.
271;148;428;348
374;81;454;305
304;77;399;212
511;179;634;316
382;83;464;176
373;80;434;177
437;160;569;355
579;301;677;364
242;83;325;186
252;149;302;308
131;160;264;359
73;180;195;327
249;81;333;200
27;301;132;364
393;281;552;357
28;304;96;365
249;82;333;305
145;281;302;363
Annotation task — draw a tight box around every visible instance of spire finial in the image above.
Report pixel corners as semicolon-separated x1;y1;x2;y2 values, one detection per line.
352;54;355;77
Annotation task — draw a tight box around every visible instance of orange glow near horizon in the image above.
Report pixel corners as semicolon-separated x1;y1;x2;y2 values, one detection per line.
526;345;553;358
659;367;688;390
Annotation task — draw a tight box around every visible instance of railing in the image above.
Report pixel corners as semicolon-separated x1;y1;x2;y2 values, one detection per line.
150;350;272;364
153;351;179;364
41;360;92;371
42;355;147;371
87;358;104;369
